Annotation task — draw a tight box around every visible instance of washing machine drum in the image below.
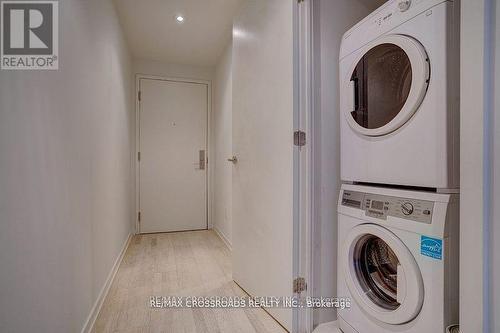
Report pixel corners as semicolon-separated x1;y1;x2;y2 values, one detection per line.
343;35;430;137
342;224;424;324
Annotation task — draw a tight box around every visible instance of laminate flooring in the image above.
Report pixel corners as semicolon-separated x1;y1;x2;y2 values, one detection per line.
93;230;288;333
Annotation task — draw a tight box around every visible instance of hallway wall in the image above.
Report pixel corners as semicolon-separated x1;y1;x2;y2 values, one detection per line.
133;59;214;81
213;40;233;247
0;1;134;332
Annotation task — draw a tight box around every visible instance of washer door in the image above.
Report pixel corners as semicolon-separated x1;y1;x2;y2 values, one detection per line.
343;35;429;136
342;224;424;324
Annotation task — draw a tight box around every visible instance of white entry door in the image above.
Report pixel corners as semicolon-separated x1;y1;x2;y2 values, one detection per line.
139;78;208;233
232;0;294;330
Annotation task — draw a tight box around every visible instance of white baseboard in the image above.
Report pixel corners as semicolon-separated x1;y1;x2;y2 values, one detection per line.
213;226;232;251
81;232;133;333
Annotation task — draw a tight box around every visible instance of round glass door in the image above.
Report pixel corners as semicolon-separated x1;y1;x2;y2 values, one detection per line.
353;235;400;310
344;35;429;136
342;224;424;324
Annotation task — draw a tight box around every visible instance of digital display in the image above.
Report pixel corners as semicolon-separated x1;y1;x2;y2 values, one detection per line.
371;200;384;210
343;199;361;208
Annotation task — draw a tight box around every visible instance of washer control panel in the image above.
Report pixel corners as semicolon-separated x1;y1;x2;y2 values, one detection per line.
341;190;434;224
366;0;427;30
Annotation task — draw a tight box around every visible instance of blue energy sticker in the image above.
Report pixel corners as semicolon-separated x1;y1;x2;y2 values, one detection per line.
420;236;443;260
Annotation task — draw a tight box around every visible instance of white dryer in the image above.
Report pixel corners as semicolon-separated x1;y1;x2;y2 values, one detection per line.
337;184;459;333
339;0;460;189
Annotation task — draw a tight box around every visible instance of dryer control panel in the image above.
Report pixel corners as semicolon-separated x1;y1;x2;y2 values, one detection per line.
341;190;434;224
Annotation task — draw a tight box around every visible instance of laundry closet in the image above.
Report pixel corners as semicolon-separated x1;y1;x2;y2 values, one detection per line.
306;0;460;332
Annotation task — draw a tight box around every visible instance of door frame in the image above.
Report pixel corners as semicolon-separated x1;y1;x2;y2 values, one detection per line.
459;0;495;332
134;74;212;234
294;0;314;332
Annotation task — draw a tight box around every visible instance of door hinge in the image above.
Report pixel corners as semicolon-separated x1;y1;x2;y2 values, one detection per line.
138;211;141;222
294;130;306;147
293;277;307;293
138;151;141;161
138;91;141;101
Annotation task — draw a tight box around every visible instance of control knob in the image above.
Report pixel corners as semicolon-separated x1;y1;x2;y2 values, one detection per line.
401;202;414;215
398;0;411;12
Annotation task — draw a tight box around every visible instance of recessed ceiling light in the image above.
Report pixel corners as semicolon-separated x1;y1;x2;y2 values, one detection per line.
175;15;184;23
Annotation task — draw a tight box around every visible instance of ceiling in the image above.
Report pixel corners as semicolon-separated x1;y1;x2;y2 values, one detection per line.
113;0;245;67
113;0;386;67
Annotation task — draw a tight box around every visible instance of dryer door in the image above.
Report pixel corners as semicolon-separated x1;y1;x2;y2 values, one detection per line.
343;35;429;136
342;224;424;324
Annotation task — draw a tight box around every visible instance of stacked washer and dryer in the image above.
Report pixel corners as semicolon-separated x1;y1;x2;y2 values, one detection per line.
337;0;460;333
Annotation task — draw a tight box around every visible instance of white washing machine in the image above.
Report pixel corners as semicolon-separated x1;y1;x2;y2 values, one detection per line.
337;184;459;333
339;0;460;189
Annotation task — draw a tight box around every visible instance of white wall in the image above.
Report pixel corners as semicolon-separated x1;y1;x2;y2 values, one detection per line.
213;40;233;247
0;1;134;332
311;0;377;326
133;59;214;81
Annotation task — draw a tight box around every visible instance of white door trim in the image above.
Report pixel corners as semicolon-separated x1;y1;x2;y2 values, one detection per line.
134;74;212;234
295;0;314;331
460;1;495;332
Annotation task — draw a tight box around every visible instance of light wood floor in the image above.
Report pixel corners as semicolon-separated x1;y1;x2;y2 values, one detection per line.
93;230;288;333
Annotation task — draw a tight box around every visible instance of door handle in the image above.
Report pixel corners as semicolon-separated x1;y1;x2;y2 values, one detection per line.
227;156;238;164
348;79;356;112
199;150;206;170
